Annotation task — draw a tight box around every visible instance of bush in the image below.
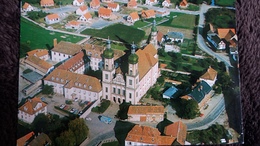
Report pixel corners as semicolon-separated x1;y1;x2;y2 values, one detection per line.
65;100;72;105
91;100;110;113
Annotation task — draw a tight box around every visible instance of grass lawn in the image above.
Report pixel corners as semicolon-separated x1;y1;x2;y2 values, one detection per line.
185;4;200;11
20;17;84;57
133;20;150;28
215;0;236;7
101;141;119;146
81;23;145;44
159;12;197;30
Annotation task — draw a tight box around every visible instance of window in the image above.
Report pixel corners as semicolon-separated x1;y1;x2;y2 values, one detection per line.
106;95;108;99
118;89;120;95
129;93;132;99
123;90;125;96
105;87;108;92
64;54;65;57
105;74;108;80
130;70;132;75
113;87;116;93
129;79;132;85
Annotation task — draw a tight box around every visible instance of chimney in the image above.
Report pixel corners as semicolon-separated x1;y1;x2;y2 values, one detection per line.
53;38;57;47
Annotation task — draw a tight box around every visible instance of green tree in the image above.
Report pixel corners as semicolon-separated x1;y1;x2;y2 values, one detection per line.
68;118;89;145
157;76;165;85
173;98;199;119
55;130;76;146
42;84;54;95
116;101;131;120
31;113;49;133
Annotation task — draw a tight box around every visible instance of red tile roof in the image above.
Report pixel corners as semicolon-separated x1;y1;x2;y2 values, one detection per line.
90;0;100;7
66;20;81;26
83;12;92;19
217;28;236;40
19;98;47;115
128;0;137;7
200;66;217;80
141;9;155;18
52;41;82;55
157;31;164;42
129;12;139;20
17;131;35;146
128;105;164;115
27;49;49;58
40;0;54;6
46;13;59;20
77;0;84;3
57;51;84;72
180;0;188;7
164;121;187;145
79;5;88;11
98;7;112;16
126;125;175;145
23;2;30;9
107;3;118;9
25;56;53;73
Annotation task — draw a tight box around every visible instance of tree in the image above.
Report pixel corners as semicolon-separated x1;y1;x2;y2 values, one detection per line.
32;113;49;133
172;98;199;119
116;101;131;120
157;76;165;85
42;84;54;95
68;118;89;145
55;130;76;146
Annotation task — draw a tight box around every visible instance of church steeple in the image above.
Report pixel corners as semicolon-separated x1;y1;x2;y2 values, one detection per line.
128;42;139;65
103;37;114;59
150;19;158;49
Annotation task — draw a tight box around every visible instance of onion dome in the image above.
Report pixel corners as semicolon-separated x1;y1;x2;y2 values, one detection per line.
103;38;114;59
151;19;157;32
128;42;139;64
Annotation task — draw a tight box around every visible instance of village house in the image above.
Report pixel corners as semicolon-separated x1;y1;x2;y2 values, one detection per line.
164;43;180;52
51;40;82;62
27;133;52;146
179;0;188;8
207;31;226;51
127;106;165;122
22;2;34;12
199;66;218;87
102;0;114;3
24;55;54;76
18;98;48;124
17;131;35;146
162;0;172;8
98;7;112;19
141;9;156;19
65;20;81;29
21;70;43;95
157;31;164;45
163;86;180;99
165;31;184;43
164;121;189;145
57;51;86;74
44;68;102;101
73;0;84;6
217;28;236;41
107;2;120;12
78;12;92;22
40;0;54;7
156;9;170;17
127;12;140;23
90;0;100;9
145;0;158;5
45;13;60;24
76;5;88;15
127;0;137;8
27;49;49;61
125;125;176;145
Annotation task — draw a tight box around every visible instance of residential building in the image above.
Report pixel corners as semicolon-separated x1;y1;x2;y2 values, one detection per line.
22;2;34;12
65;20;81;29
127;12;140;23
125;125;175;145
27;49;49;61
98;7;112;19
24;55;54;76
27;133;52;146
207;31;226;50
57;51;85;74
127;106;164;122
44;69;102;101
141;9;156;19
162;0;172;8
17;131;35;146
165;31;184;43
217;28;236;40
199;66;218;87
179;0;188;8
164;44;180;52
163;86;180;99
127;0;137;8
18;98;47;124
76;5;88;15
107;2;120;12
45;13;60;24
102;0;114;3
73;0;84;6
164;121;188;145
40;0;54;7
78;12;92;22
21;71;43;95
145;0;158;5
156;9;170;17
157;31;164;45
51;40;82;62
90;0;100;9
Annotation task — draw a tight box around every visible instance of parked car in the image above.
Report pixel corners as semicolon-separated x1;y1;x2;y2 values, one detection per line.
74;98;79;102
60;104;65;109
99;116;112;124
70;108;76;113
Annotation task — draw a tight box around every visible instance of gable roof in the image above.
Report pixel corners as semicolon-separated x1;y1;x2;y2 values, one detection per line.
46;13;59;20
57;51;84;71
28;133;51;146
41;0;54;5
164;121;187;145
44;68;102;92
66;20;81;26
157;31;164;42
129;12;139;20
128;0;137;7
17;131;35;146
19;98;47;115
200;66;217;80
90;0;100;7
128;105;164;115
189;81;212;103
79;5;88;11
25;56;53;73
180;0;188;7
142;9;155;18
126;125;175;145
217;28;236;40
52;41;82;55
27;49;49;58
23;2;31;9
107;2;118;9
83;12;92;19
98;7;112;16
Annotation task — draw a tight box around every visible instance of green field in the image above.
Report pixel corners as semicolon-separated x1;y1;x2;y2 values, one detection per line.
215;0;236;7
159;12;197;30
20;17;84;57
81;23;145;44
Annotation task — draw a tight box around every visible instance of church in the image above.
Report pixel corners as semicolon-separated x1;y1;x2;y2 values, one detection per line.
102;20;160;104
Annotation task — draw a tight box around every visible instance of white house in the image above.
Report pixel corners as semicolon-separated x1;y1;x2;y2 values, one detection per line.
45;13;60;24
23;2;34;12
98;7;112;19
40;0;54;7
107;3;119;12
90;0;100;9
73;0;84;6
76;5;88;15
65;20;81;29
127;12;139;23
156;9;170;17
162;0;172;8
102;0;114;3
27;49;49;61
145;0;158;5
78;12;92;22
199;66;218;87
164;44;180;52
127;0;137;8
127;106;164;122
166;31;184;43
18;98;47;124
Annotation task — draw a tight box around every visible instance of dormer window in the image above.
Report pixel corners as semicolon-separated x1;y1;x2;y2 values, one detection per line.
61;79;64;83
75;82;78;86
89;86;92;89
51;77;54;80
79;83;82;87
56;77;59;81
83;84;86;88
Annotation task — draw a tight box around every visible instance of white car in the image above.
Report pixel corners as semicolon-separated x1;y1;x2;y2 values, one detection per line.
74;98;79;102
60;104;65;109
85;117;92;121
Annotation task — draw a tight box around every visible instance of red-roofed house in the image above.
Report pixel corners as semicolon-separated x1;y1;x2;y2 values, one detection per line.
162;0;172;8
17;131;35;146
40;0;54;7
127;0;137;8
76;5;88;15
146;0;158;5
18;98;48;123
127;12;140;23
78;12;92;22
45;13;60;24
27;49;49;61
179;0;188;8
98;7;112;19
164;121;188;145
73;0;84;6
141;9;156;19
24;55;54;75
90;0;100;9
107;3;119;12
23;2;34;12
65;20;81;29
199;66;218;87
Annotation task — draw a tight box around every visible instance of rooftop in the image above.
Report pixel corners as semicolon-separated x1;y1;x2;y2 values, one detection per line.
52;41;82;55
128;105;164;115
